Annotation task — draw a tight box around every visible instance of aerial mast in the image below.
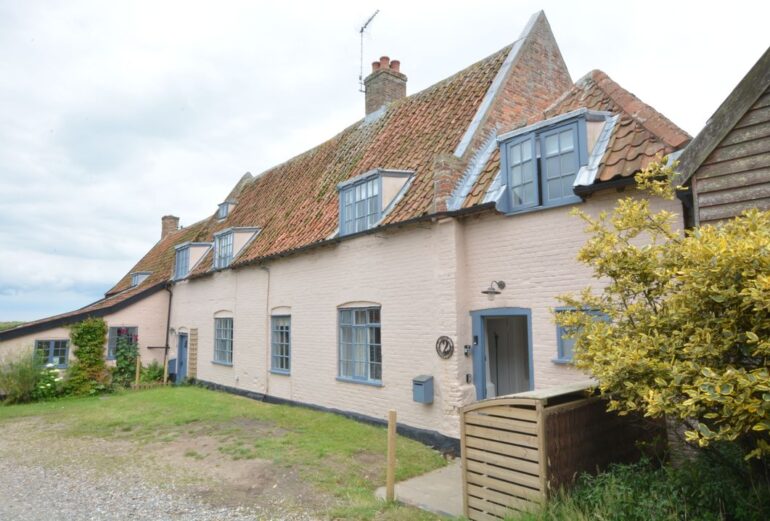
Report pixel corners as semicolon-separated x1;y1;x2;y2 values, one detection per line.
358;9;380;93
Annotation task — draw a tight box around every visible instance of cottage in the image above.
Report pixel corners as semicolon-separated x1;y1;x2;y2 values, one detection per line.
0;11;691;444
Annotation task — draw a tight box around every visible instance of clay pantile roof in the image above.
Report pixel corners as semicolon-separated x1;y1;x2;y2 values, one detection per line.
543;70;690;181
461;70;691;207
106;219;212;295
175;45;513;275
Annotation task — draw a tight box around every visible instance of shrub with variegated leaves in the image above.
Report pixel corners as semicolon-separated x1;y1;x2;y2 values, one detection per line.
556;159;770;459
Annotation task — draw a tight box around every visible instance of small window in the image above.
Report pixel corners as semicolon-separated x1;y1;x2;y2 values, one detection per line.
130;272;151;287
214;317;233;365
107;327;138;360
174;246;190;280
554;308;608;364
35;340;69;368
270;316;291;374
338;307;381;383
340;176;381;236
217;203;229;220
214;232;234;269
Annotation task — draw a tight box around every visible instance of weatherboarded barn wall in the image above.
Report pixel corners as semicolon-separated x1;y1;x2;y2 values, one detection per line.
693;85;770;224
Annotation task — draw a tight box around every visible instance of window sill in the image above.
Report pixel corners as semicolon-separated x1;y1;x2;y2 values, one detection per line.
211;360;233;367
270;369;290;376
505;196;583;217
551;357;573;365
336;376;383;388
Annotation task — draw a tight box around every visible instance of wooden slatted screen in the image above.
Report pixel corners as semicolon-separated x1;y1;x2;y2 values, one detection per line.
461;398;544;520
461;383;663;520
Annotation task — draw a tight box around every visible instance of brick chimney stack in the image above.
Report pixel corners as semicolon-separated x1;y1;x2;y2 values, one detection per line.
161;215;179;239
364;56;407;115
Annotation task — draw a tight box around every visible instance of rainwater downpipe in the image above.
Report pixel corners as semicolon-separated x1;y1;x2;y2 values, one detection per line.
162;284;173;383
260;265;271;395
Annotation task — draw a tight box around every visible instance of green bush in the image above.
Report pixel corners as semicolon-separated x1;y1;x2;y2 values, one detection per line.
0;351;43;404
33;364;62;400
556;161;770;458
511;447;770;521
140;360;164;383
112;336;139;387
66;317;110;395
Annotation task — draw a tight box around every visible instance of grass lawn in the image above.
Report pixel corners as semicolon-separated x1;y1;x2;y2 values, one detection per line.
0;386;447;520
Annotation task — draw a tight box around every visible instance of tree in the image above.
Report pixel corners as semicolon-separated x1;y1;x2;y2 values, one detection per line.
556;159;770;459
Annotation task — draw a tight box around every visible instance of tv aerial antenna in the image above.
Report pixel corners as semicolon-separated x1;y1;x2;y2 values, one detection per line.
358;9;380;93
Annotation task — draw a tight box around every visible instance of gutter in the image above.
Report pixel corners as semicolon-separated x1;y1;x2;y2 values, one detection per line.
573;176;636;196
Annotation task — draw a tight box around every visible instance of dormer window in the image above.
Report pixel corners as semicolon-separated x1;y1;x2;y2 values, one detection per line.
338;169;413;237
214;231;234;269
173;242;212;280
130;272;151;287
210;227;260;271
341;176;380;235
499;111;599;214
217;203;230;220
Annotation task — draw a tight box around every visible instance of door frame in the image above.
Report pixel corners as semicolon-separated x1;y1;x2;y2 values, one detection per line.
469;307;534;400
177;333;188;383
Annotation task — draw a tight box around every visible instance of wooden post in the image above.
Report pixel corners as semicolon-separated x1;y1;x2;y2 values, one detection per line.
386;409;397;502
134;353;142;387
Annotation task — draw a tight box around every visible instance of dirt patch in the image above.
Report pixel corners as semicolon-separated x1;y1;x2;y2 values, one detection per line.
151;433;330;512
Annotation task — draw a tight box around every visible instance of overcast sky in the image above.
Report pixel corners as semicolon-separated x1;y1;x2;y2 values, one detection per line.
1;0;768;321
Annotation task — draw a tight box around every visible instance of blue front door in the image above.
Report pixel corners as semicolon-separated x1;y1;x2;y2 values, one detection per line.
470;308;534;400
177;334;188;382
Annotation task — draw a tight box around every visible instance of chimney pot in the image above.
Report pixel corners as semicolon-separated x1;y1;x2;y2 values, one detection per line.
161;215;179;239
363;56;407;116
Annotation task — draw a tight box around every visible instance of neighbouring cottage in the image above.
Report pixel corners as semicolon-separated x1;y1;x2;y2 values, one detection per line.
676;46;770;225
0;11;692;445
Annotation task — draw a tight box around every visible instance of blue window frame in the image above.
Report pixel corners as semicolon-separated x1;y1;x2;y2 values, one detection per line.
214;317;233;365
500;118;587;213
174;246;190;280
35;339;69;368
553;308;609;364
339;175;381;236
107;326;138;360
338;307;381;383
541;124;580;204
130;272;151;287
217;203;229;219
270;316;291;374
506;136;537;210
214;232;234;269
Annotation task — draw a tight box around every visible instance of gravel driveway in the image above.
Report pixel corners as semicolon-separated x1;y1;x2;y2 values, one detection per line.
0;418;318;521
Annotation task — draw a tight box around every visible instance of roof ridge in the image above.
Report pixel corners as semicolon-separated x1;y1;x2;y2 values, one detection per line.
244;44;514;191
580;69;690;148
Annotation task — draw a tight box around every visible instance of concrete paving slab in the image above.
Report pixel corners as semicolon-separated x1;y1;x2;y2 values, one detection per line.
375;460;463;518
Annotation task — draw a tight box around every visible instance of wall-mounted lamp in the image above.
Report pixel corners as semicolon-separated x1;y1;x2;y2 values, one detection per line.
481;280;506;295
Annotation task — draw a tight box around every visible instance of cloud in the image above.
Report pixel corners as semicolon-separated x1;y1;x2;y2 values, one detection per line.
1;0;768;321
